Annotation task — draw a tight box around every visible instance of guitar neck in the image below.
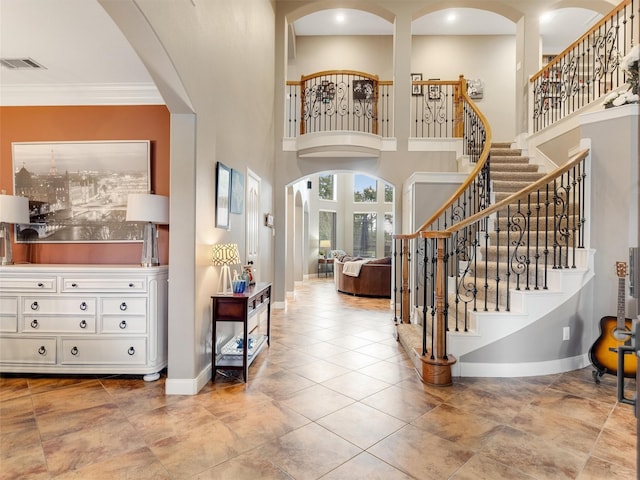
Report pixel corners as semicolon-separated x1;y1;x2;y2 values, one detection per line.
617;276;626;330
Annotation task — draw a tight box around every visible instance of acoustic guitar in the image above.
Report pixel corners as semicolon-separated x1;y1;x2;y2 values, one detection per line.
589;261;637;382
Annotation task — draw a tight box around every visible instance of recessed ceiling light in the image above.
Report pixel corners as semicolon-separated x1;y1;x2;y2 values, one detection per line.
446;13;457;23
336;12;345;23
540;12;553;23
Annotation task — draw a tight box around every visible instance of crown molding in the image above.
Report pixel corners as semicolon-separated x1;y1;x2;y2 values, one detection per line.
0;83;164;106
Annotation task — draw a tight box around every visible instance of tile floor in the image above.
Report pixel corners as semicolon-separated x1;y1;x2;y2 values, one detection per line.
0;278;637;479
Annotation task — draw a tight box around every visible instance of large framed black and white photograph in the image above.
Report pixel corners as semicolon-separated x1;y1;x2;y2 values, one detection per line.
12;140;150;243
411;73;423;96
215;162;231;229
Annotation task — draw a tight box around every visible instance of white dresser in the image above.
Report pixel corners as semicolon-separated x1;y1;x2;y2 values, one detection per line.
0;265;168;381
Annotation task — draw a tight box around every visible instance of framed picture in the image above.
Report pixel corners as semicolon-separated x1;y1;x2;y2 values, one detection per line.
230;168;244;214
353;79;374;100
428;84;441;100
411;73;423;96
467;78;484;99
264;213;274;228
215;162;231;229
12;140;150;243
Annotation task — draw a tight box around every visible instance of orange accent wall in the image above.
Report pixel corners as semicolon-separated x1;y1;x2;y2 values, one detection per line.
0;105;170;265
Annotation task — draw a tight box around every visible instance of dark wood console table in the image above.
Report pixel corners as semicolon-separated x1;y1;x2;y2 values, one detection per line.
211;282;271;382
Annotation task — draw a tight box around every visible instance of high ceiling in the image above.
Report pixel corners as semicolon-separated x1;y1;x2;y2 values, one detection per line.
0;0;602;105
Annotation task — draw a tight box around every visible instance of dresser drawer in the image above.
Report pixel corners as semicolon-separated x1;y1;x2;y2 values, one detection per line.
23;297;96;315
0;277;56;292
61;277;146;293
0;337;57;364
60;338;146;365
23;315;96;334
101;297;146;315
102;316;146;334
0;316;18;333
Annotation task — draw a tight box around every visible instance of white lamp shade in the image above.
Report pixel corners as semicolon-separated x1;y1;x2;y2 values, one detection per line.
126;194;169;224
211;243;240;266
0;194;29;224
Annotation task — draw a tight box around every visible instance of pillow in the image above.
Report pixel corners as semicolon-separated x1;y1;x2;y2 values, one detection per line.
367;256;392;264
330;249;346;259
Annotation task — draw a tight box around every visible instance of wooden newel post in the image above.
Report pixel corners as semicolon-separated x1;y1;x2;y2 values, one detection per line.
453;74;466;138
417;234;456;386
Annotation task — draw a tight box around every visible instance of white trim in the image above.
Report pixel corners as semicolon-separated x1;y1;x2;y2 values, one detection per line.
580;102;640;125
165;364;212;395
455;353;591;378
408;137;463;156
0;83;164;106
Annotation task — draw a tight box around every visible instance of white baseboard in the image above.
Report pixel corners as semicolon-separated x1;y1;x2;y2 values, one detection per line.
454;353;591;378
165;364;212;395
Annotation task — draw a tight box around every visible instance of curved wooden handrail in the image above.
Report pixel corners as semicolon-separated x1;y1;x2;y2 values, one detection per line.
300;69;379;82
530;0;632;83
404;80;493;240
437;148;589;236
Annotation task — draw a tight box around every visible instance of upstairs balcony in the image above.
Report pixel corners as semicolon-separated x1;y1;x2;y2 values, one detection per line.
284;71;470;157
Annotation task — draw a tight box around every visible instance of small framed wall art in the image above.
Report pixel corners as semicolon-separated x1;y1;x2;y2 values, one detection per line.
215;162;231;229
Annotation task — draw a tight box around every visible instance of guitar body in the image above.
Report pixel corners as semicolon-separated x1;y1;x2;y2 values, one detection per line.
589;316;637;378
589;261;637;381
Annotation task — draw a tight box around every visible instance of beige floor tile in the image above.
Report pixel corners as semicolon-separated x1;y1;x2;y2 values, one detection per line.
591;426;637;471
49;446;171;480
528;388;614;428
368;424;474;480
450;454;537;479
37;402;125;441
479;425;588;479
31;380;111;416
279;383;354;420
291;358;351;382
256;422;361;480
320;452;414;479
192;450;291;480
357;360;416;385
361;384;440;423
322;371;391;400
412;403;502;450
317;402;406;449
41;418;147;476
577;456;637;480
0;377;30;403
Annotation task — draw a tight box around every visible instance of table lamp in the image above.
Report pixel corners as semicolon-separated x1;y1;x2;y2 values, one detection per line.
319;239;331;259
126;193;169;267
211;243;240;293
0;194;29;266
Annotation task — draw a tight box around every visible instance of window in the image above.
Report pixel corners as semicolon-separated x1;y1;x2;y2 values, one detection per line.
318;174;335;201
384;183;393;203
319;210;336;252
353;213;377;257
354;174;377;202
384;213;393;257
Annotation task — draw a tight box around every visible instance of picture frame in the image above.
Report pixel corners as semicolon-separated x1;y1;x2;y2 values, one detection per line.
467;78;484;99
353;79;374;100
411;73;423;96
230;168;244;214
12;140;150;243
215;162;231;229
428;83;441;100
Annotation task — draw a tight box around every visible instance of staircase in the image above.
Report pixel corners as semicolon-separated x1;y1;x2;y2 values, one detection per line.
397;141;594;379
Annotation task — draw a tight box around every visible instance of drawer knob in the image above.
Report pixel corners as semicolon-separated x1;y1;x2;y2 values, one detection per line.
120;302;128;311
79;302;88;311
119;320;127;329
30;319;39;329
37;282;44;288
30;301;39;311
38;346;47;355
129;283;134;288
71;283;78;288
79;320;87;329
71;346;79;356
127;346;135;356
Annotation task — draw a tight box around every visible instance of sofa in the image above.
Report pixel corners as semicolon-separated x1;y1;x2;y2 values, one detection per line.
334;256;392;298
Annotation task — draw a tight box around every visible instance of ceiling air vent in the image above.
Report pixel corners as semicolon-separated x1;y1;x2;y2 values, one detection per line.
0;57;46;69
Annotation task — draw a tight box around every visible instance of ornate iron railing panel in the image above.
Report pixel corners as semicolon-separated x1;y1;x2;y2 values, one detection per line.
285;71;393;138
531;0;638;132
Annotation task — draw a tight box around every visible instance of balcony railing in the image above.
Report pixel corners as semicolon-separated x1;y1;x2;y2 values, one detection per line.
285;70;393;138
530;0;639;132
410;77;465;139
